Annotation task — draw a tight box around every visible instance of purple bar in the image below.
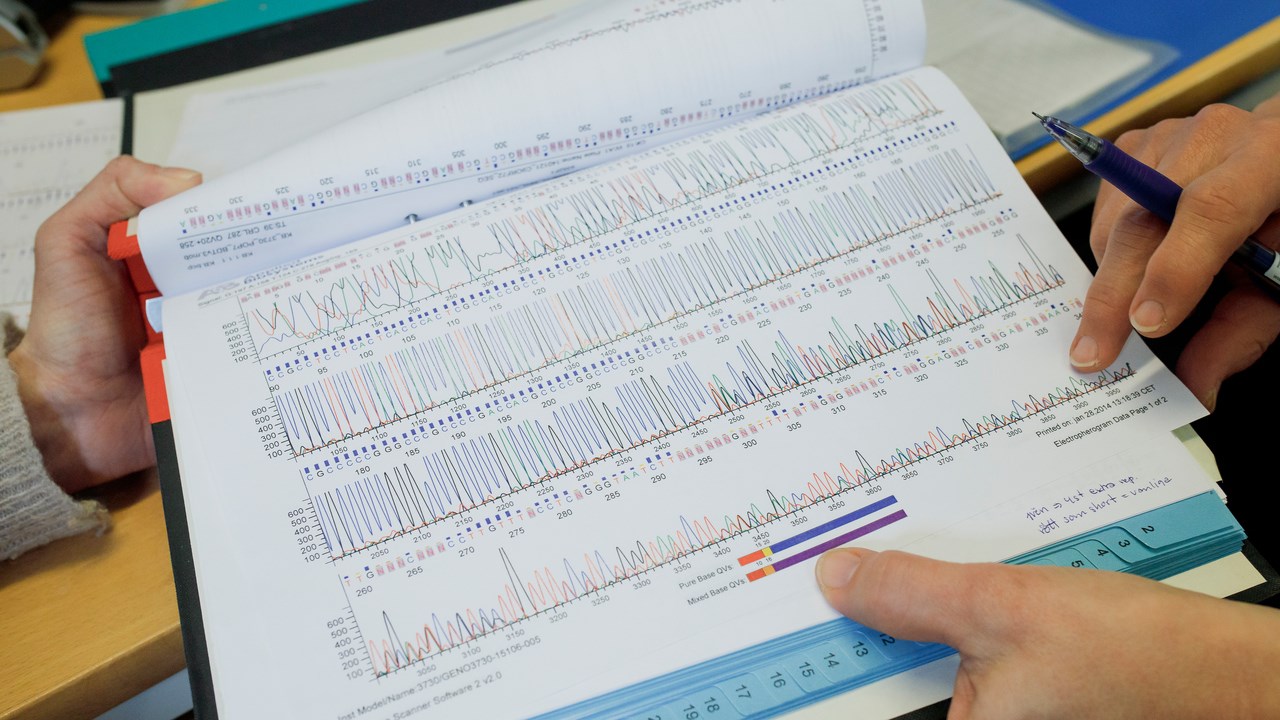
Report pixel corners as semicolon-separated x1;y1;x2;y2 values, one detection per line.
770;509;908;573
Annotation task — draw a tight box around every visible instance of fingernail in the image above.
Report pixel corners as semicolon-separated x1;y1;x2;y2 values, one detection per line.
1202;388;1217;413
160;166;201;181
1069;335;1099;368
1130;300;1165;334
816;549;861;590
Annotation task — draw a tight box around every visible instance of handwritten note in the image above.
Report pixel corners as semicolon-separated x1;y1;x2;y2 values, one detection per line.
1027;474;1177;536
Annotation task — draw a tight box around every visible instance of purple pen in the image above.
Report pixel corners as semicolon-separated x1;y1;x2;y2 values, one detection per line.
1035;112;1280;297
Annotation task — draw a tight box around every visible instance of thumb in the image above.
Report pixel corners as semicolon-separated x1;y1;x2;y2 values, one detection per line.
815;548;1009;654
40;155;202;253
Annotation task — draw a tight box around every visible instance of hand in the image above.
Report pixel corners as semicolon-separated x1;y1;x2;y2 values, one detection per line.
1069;95;1280;410
8;156;202;494
815;548;1280;719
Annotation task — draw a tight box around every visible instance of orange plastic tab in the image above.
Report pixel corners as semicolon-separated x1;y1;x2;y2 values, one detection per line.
140;339;170;424
106;218;138;259
109;217;170;423
108;218;158;293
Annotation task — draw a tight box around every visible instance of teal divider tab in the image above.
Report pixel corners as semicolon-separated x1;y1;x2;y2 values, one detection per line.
82;0;368;83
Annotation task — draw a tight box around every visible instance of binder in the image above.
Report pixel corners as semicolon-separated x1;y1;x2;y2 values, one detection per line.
92;3;1280;717
104;194;1259;720
106;218;221;715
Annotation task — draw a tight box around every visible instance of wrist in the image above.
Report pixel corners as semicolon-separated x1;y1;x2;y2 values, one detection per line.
8;342;92;493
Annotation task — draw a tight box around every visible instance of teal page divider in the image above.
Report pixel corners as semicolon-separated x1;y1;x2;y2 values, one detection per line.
82;0;367;84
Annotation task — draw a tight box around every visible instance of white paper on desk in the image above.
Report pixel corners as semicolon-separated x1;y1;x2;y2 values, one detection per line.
136;0;927;298
922;0;1166;152
0;98;124;326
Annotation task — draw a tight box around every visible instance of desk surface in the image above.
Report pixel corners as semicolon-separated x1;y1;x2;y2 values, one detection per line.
1;6;1279;720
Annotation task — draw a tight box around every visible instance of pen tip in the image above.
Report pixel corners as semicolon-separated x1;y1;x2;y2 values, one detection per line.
1031;111;1045;121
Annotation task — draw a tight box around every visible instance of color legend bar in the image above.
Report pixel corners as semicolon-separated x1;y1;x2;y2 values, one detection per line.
738;496;900;566
745;509;907;582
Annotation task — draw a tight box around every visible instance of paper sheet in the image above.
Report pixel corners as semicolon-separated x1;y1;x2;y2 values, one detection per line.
159;65;1216;720
135;0;928;299
0;98;124;326
923;0;1160;151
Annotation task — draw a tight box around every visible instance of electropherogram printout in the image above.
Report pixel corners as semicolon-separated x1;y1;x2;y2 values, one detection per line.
136;0;926;300
159;67;1215;719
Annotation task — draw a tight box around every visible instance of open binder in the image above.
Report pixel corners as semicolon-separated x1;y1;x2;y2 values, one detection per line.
108;203;1250;719
108;203;1252;720
91;1;1272;718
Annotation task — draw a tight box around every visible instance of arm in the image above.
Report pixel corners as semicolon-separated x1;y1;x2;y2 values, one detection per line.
1069;93;1280;409
0;315;108;560
0;157;201;560
815;548;1280;718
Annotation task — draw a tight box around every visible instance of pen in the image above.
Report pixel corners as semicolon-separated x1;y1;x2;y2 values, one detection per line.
1033;112;1280;297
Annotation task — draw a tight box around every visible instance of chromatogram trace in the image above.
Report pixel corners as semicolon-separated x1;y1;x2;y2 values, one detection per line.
315;357;1132;562
274;234;1060;456
240;81;961;353
305;302;1066;556
363;497;903;675
247;138;990;356
308;307;1073;556
358;363;1136;675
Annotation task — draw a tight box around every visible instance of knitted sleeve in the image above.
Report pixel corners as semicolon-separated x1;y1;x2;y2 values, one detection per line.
0;314;110;560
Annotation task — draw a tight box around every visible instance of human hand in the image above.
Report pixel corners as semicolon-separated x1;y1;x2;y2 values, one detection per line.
1069;96;1280;410
814;548;1280;718
8;156;202;494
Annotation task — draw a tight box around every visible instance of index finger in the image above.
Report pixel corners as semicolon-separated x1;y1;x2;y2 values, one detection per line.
815;548;1014;654
1131;137;1280;336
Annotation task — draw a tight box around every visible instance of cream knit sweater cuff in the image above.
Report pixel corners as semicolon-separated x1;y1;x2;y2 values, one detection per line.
1;315;110;560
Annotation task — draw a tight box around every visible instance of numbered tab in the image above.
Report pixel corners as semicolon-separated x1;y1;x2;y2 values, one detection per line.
1039;547;1096;569
751;666;805;703
1115;518;1176;549
1088;527;1157;563
1070;539;1129;571
829;627;891;673
868;630;921;662
1113;493;1232;550
810;641;864;684
672;688;743;720
716;674;781;716
778;651;833;694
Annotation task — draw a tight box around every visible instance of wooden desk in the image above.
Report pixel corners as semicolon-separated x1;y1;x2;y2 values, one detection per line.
1;8;1278;720
0;470;183;720
1016;16;1280;195
0;11;137;113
